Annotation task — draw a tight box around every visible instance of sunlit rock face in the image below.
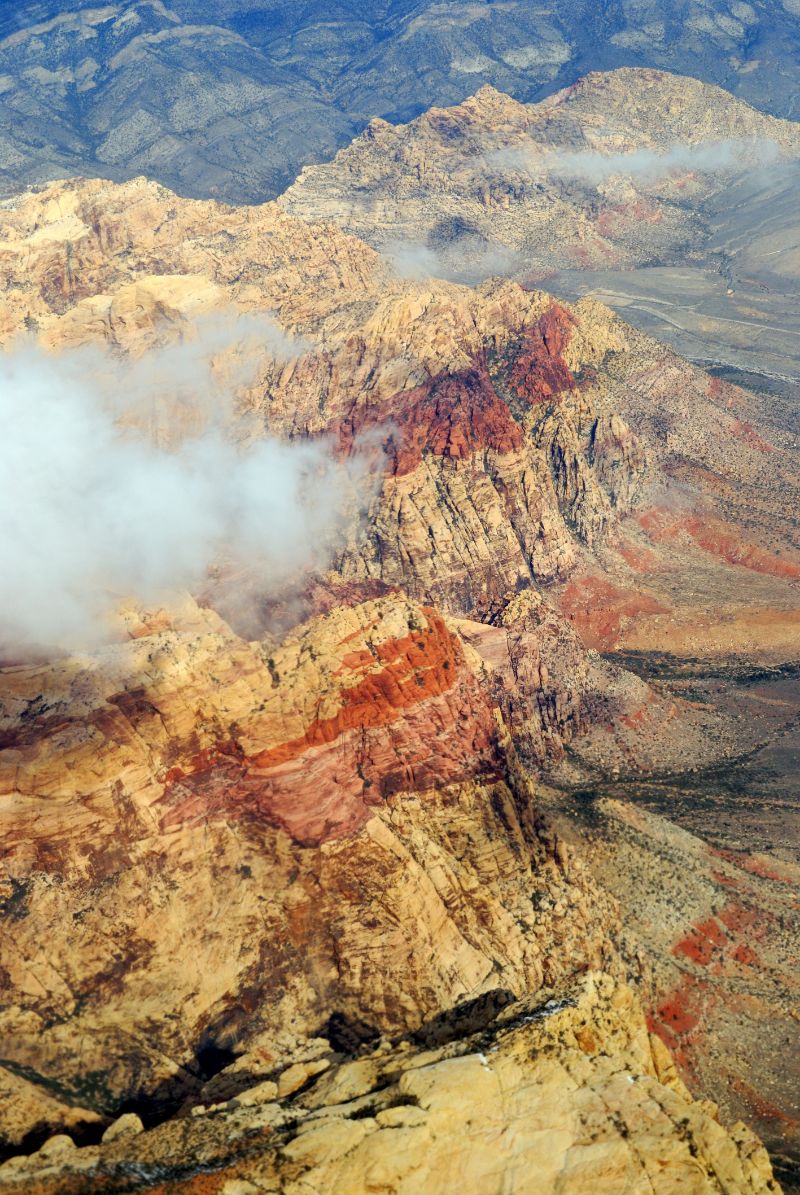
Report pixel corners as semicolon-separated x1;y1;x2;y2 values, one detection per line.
3;171;798;633
0;974;781;1195
0;590;621;1149
279;69;800;392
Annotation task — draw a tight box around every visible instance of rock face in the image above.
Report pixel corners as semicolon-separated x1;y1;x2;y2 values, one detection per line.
1;169;799;1191
0;175;638;615
2;172;798;635
277;70;800;398
0;590;620;1147
0;973;780;1194
539;795;800;1192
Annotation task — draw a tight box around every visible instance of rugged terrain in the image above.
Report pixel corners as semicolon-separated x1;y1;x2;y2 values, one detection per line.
539;788;800;1187
1;165;799;1191
4;1;800;203
281;68;800;275
282;68;800;392
0;590;622;1142
0;974;780;1195
3;171;799;626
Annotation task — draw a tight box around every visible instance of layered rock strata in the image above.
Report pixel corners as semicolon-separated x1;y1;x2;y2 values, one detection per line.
0;591;619;1151
1;166;799;1192
2;174;798;631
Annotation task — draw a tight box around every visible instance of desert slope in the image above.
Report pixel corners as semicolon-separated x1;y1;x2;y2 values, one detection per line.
281;69;800;277
4;2;800;203
279;68;800;390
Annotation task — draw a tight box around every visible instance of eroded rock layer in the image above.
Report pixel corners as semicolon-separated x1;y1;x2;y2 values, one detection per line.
0;591;619;1153
0;974;780;1195
2;172;798;631
1;166;799;1192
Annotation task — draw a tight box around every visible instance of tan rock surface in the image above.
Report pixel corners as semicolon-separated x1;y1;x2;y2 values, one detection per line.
0;589;618;1148
2;172;798;639
1;154;798;1190
0;1071;100;1159
539;793;800;1186
0;973;780;1194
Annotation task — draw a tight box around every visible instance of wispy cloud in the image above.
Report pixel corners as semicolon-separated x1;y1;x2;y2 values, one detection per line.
0;317;374;651
485;137;783;185
383;234;521;284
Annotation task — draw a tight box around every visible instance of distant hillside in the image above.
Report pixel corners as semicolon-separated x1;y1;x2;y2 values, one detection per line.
2;0;800;202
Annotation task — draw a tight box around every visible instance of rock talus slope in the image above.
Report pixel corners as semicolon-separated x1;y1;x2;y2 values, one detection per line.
539;791;800;1184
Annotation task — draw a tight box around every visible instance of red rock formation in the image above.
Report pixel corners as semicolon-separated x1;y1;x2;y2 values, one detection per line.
639;508;800;578
558;573;667;650
1;173;799;1187
337;360;523;477
159;608;501;846
0;590;624;1149
504;303;578;405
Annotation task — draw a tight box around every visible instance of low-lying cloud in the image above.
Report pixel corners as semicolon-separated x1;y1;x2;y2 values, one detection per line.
486;136;783;186
87;310;306;443
0;318;373;651
383;234;521;284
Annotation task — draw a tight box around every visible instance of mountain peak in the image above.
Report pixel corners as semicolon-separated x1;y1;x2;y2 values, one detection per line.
452;83;530;121
541;65;782;134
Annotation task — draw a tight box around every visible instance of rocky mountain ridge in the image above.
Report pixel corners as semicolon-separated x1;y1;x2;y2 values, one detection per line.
277;68;800;394
0;591;622;1149
1;164;799;1191
2;171;798;631
281;68;800;278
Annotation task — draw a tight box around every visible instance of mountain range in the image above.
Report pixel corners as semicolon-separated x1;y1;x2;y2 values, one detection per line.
4;0;800;204
1;32;800;1195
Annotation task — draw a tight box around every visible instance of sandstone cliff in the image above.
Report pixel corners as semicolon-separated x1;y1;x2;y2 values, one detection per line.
0;590;618;1152
2;173;797;637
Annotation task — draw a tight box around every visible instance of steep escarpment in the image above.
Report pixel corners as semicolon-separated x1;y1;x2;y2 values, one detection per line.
277;72;800;392
0;177;642;612
4;173;798;633
3;176;794;635
0;591;620;1154
1;170;799;1191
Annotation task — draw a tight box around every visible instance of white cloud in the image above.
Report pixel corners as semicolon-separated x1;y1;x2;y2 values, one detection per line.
485;137;783;186
0;320;374;650
383;235;521;284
